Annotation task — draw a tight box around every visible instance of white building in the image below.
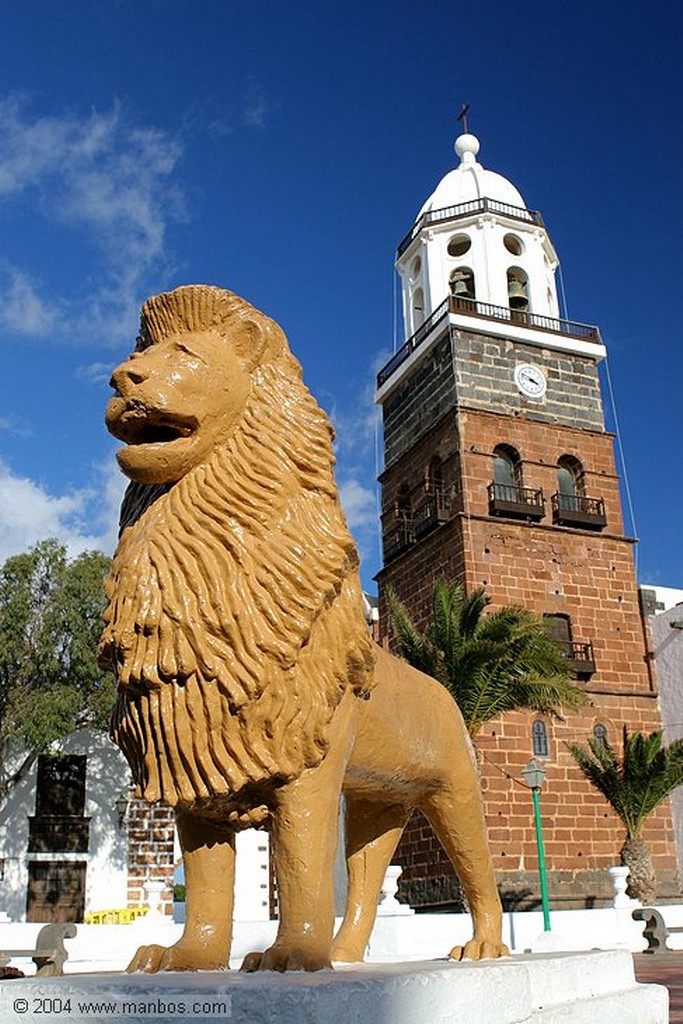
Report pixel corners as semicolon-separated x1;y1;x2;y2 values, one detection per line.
650;605;683;883
0;731;130;922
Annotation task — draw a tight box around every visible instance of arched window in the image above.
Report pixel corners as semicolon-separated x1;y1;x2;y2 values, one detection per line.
426;456;443;495
544;613;572;649
492;444;522;490
449;267;475;302
557;456;585;514
593;723;608;750
557;456;584;497
507;267;529;311
532;720;549;758
412;287;425;330
489;443;545;520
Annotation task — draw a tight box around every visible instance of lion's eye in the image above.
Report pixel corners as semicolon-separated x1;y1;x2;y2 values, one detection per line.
176;342;203;361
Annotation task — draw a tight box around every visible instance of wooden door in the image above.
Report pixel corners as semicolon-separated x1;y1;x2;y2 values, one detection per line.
26;861;86;922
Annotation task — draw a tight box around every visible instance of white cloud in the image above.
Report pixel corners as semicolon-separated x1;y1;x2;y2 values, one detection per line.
0;267;58;335
241;82;269;130
339;475;381;578
0;412;30;436
339;478;378;532
0;96;185;344
326;348;389;579
0;457;126;563
76;360;115;385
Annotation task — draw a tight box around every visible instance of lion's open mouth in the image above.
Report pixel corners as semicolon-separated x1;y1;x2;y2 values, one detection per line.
111;405;197;447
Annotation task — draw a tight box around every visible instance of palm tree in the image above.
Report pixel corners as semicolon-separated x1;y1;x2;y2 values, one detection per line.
569;727;683;903
387;579;586;738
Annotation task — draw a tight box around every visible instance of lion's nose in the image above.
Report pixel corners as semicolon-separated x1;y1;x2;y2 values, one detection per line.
110;358;147;392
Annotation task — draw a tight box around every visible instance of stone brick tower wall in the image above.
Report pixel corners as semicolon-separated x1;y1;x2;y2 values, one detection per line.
126;797;175;915
377;324;679;910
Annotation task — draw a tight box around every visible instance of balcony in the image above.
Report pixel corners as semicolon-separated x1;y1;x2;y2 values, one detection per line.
551;492;607;530
382;516;414;562
562;641;596;679
28;815;91;853
376;295;601;389
488;482;545;521
397;197;545;258
413;489;450;539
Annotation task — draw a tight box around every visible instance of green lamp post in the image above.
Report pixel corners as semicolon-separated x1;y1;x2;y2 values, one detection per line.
522;758;551;932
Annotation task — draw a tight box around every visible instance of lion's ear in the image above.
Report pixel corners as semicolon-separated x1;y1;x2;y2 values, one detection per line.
234;316;301;377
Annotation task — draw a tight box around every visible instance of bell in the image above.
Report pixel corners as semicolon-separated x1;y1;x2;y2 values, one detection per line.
451;277;473;299
508;279;528;309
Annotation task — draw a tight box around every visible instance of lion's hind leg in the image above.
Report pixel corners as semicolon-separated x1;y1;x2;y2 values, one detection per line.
331;797;409;963
420;787;509;962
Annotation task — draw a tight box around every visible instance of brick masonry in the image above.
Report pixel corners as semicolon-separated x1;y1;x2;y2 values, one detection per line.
382;334;456;467
382;324;606;472
377;322;679;909
126;797;175;915
451;328;605;432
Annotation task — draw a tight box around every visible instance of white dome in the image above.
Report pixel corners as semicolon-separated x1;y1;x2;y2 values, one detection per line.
419;133;527;216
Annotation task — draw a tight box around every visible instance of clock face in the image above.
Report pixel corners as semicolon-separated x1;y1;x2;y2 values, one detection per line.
514;363;547;399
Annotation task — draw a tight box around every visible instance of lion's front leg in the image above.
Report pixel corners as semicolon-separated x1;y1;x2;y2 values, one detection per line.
241;698;356;973
127;809;235;973
240;775;339;973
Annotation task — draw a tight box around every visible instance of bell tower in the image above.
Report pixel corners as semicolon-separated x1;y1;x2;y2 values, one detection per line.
398;131;561;340
375;126;677;910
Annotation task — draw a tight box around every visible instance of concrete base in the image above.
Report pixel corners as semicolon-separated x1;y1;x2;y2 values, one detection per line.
5;903;683;975
0;950;667;1024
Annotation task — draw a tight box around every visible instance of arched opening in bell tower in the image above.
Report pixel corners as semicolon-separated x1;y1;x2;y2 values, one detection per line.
507;267;529;312
449;267;475;304
412;287;425;330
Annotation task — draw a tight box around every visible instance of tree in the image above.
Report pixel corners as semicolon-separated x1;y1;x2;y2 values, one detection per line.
0;539;115;802
387;579;586;738
568;727;683;902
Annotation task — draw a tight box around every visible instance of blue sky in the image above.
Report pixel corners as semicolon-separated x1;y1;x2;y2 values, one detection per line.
0;0;680;593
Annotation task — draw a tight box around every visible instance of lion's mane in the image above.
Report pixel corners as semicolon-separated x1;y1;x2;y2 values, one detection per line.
100;286;375;819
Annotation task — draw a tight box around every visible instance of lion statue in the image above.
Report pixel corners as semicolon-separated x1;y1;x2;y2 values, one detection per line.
100;284;508;973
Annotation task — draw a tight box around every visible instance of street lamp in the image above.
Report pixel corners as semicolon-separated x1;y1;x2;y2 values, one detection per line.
115;792;129;829
522;758;551;932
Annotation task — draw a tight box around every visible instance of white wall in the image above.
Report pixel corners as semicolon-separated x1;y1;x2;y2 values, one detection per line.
643;584;683;614
651;607;683;882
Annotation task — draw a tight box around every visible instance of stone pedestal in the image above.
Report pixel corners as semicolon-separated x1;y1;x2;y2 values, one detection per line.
0;949;667;1024
609;865;640;909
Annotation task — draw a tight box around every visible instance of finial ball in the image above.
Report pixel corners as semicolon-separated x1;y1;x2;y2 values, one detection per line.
455;133;480;162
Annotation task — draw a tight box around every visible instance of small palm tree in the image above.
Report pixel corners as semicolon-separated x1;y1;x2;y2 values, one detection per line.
569;727;683;903
387;579;586;738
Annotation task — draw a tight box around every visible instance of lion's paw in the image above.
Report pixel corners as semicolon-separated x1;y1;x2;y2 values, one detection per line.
240;944;331;973
126;942;227;973
449;938;510;962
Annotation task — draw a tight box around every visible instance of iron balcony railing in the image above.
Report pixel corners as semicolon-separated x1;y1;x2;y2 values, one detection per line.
397;197;545;258
377;300;450;387
382;516;414;562
413;489;451;538
551;492;607;529
488;482;546;520
561;641;596;678
28;815;91;853
377;295;601;389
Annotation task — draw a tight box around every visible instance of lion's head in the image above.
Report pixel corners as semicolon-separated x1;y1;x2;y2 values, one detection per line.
106;286;297;486
101;286;375;819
